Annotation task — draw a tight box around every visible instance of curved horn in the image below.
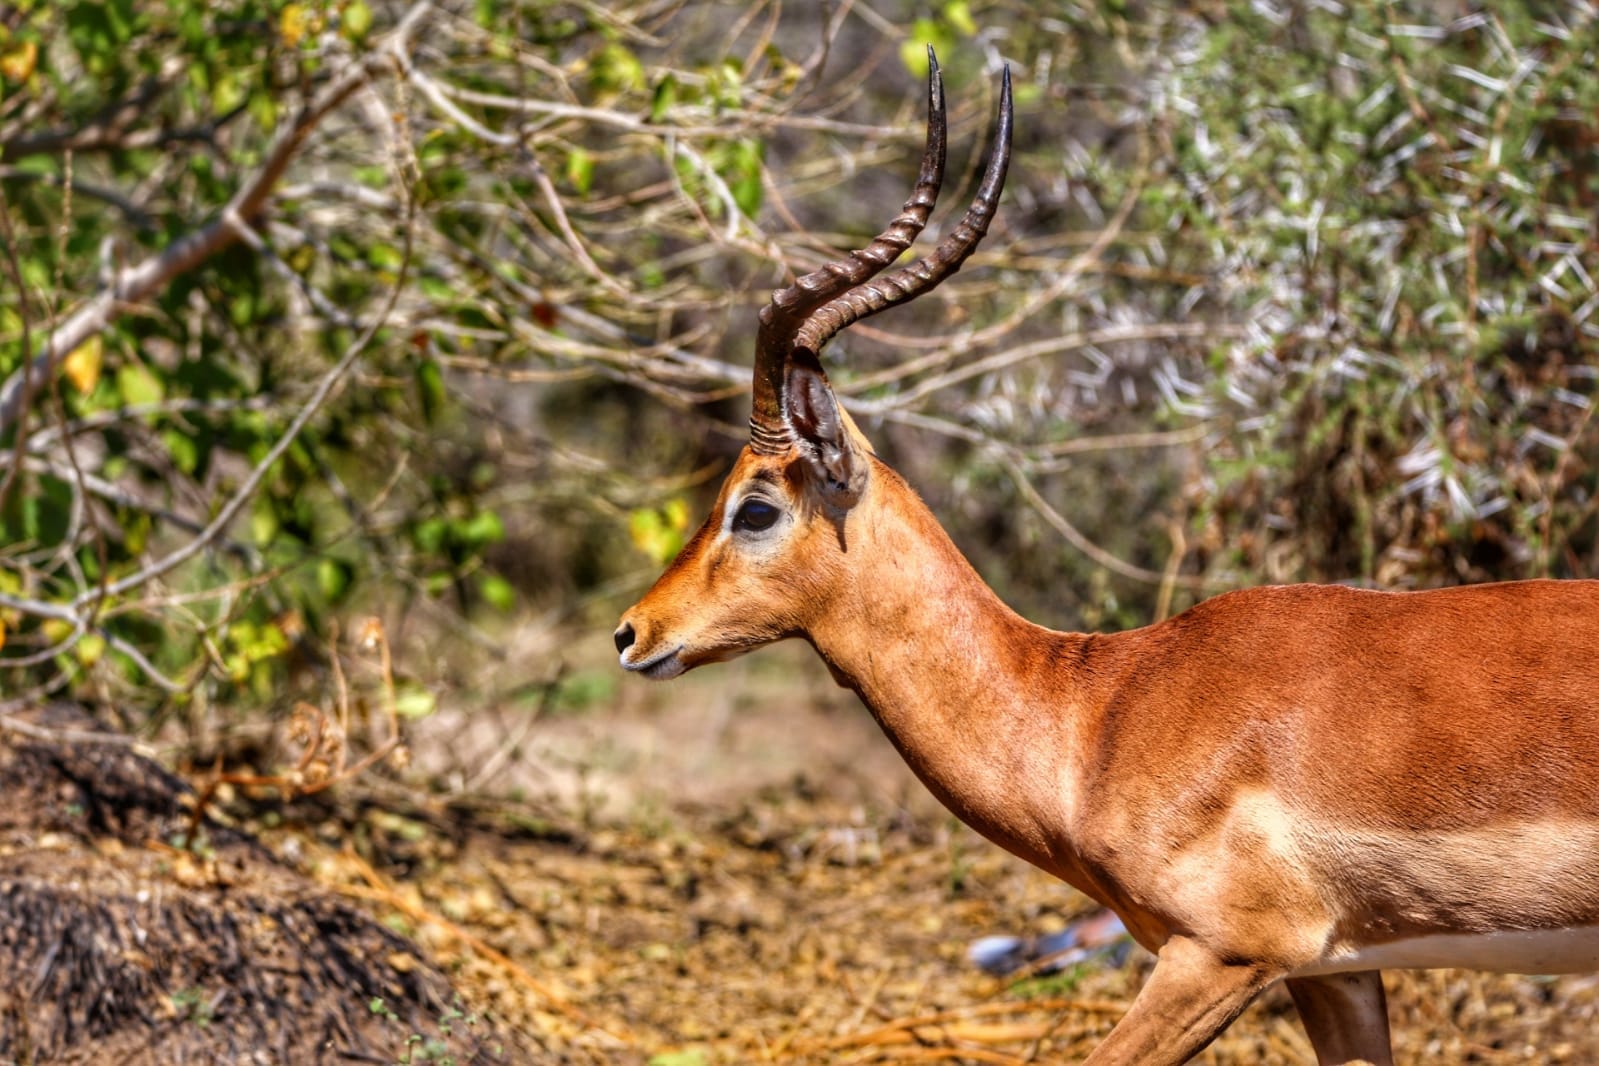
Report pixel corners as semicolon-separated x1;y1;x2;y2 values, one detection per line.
792;66;1013;361
749;50;949;454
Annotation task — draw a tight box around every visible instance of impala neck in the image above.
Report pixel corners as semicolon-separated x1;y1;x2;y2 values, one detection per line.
804;461;1094;880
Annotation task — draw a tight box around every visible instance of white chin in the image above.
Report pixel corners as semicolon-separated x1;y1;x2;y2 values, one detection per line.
641;653;686;680
621;646;687;680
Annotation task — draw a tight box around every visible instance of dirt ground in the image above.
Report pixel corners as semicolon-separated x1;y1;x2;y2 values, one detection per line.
360;792;1599;1065
7;635;1599;1064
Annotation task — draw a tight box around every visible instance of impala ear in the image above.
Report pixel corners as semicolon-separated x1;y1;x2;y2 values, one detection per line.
785;349;866;508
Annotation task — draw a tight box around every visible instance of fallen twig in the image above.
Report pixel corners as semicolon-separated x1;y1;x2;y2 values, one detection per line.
786;996;1129;1056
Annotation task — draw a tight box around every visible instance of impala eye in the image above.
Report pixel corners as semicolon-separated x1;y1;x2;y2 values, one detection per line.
733;498;780;533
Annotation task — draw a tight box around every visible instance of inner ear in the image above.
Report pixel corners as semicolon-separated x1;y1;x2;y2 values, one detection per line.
784;349;866;508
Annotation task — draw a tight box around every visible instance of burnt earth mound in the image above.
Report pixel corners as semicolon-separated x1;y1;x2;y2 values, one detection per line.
0;705;505;1065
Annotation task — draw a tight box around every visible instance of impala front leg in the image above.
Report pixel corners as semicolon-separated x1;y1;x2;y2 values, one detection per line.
1084;936;1277;1066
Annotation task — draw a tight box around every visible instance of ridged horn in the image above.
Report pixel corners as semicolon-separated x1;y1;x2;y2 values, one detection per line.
749;49;949;454
792;66;1012;360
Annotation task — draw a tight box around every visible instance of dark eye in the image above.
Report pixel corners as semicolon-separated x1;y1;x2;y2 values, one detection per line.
733;498;780;533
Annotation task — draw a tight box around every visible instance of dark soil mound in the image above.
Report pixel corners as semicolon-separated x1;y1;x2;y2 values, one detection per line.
0;705;505;1065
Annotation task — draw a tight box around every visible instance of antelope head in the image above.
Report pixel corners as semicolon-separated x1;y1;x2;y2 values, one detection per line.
615;56;1012;681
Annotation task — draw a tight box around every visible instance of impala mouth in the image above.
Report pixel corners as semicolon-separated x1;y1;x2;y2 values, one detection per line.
622;644;686;681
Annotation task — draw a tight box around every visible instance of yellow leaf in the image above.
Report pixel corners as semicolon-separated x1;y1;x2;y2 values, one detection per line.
62;336;103;394
280;4;310;47
0;618;6;653
944;1;978;37
77;632;106;667
628;506;686;567
662;496;690;532
341;0;373;40
0;41;37;85
628;508;664;554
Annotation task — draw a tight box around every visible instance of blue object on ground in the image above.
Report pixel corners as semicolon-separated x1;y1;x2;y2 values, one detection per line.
967;909;1132;976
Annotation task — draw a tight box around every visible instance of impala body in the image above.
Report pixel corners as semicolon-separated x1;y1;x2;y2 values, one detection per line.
615;57;1599;1065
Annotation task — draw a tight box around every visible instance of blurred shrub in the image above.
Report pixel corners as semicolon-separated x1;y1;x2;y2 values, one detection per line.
1162;4;1599;588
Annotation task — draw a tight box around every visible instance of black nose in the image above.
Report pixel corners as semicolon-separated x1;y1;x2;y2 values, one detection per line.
614;623;635;655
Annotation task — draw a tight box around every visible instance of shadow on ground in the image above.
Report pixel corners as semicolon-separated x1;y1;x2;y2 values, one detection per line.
0;705;512;1065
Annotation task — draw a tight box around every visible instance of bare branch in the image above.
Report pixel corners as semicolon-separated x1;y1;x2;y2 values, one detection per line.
849;322;1247;415
1002;457;1222;591
0;707;142;747
0;167;155;229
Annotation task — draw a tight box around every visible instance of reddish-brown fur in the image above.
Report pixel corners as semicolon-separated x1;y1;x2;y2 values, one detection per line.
620;445;1599;1065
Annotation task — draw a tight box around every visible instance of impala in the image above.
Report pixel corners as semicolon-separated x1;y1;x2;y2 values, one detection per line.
614;57;1599;1065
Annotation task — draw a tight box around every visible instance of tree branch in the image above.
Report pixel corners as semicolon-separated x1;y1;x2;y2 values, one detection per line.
0;1;433;441
1002;456;1221;592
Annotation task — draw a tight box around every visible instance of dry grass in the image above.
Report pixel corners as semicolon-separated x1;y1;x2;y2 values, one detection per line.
326;783;1599;1064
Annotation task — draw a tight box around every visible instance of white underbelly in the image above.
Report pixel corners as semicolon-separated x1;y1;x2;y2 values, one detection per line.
1293;927;1599;977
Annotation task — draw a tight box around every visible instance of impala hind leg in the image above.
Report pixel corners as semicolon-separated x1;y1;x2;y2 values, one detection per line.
1083;936;1276;1065
1286;970;1393;1066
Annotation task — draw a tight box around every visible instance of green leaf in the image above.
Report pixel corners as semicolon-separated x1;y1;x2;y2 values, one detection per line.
212;69;244;117
709;57;744;110
412;517;447;555
117;364;165;407
712;138;764;219
565;146;594;195
251;501;279;547
124;512;151;556
394;684;438;720
415;358;446;424
317;557;353;603
899;20;954;78
460;509;505;547
248;622;289;660
590;43;643;95
943;0;978;37
478;572;515;612
247;87;277;131
368;242;404;271
650;76;678;122
730;139;763;217
163;429;199;476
